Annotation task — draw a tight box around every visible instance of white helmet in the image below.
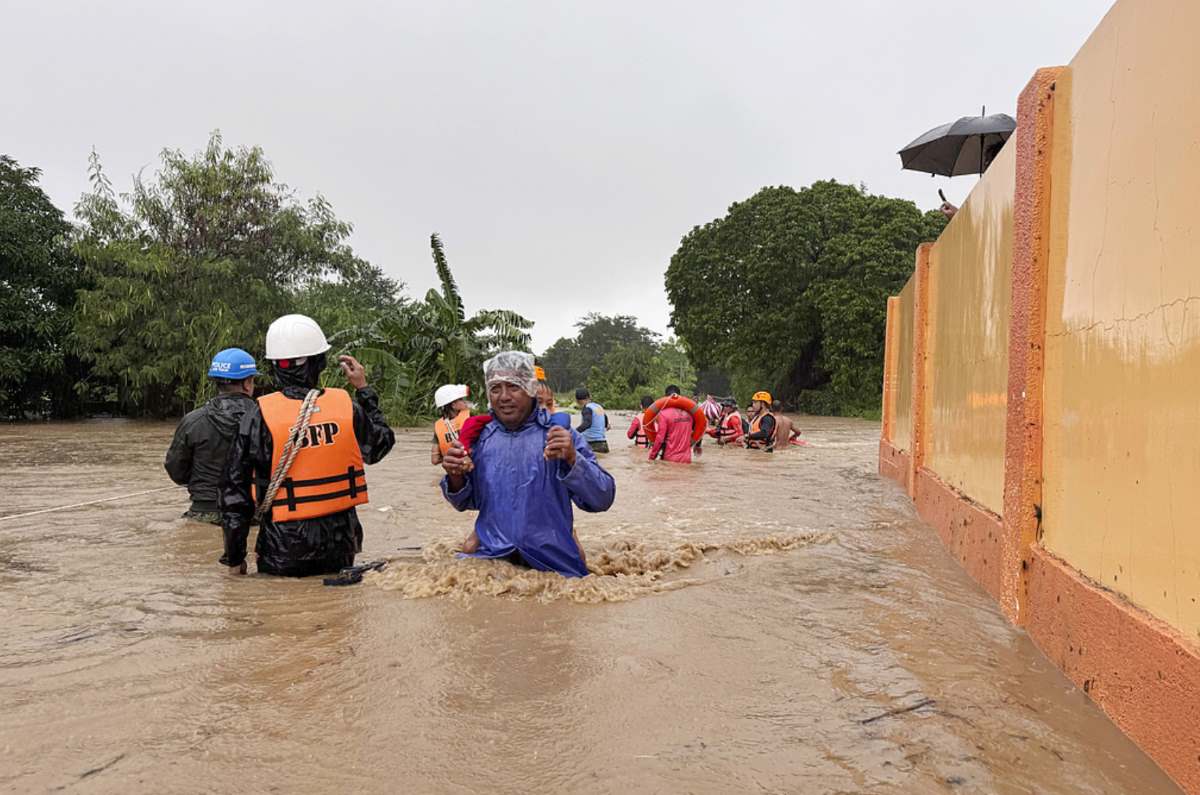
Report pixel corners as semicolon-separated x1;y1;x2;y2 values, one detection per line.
264;314;331;360
435;384;470;409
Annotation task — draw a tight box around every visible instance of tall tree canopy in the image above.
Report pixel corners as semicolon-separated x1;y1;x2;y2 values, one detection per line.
665;180;944;415
541;313;661;393
540;313;696;408
0;155;90;418
73;131;398;416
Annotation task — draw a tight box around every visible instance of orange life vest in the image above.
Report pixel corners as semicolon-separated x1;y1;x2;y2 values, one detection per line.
747;411;775;448
257;389;368;522
434;409;470;456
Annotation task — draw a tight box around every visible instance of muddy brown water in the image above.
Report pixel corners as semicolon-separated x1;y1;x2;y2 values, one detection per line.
0;416;1180;793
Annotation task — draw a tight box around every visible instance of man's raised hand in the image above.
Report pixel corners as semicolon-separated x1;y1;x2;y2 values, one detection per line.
544;426;577;467
442;441;470;476
338;355;368;390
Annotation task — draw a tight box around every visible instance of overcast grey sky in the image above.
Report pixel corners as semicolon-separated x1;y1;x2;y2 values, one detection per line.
5;0;1113;351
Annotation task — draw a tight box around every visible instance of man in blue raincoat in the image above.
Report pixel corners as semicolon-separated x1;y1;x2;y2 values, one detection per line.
440;351;615;577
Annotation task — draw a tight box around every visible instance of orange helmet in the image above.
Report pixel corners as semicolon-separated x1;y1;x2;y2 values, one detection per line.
752;391;772;404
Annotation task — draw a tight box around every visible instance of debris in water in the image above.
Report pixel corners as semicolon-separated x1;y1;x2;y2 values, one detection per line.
323;559;388;586
78;753;126;780
860;697;937;725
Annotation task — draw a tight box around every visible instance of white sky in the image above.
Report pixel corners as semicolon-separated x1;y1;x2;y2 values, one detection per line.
4;0;1113;351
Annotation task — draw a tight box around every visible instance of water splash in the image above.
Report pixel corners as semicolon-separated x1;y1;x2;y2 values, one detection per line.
368;532;829;604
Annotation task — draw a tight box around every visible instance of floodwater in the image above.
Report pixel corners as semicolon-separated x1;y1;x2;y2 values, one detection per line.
0;416;1180;794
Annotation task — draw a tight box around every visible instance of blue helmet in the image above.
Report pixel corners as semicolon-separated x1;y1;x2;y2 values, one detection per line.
208;348;259;380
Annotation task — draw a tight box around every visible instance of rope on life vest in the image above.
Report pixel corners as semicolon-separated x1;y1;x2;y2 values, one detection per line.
253;388;321;523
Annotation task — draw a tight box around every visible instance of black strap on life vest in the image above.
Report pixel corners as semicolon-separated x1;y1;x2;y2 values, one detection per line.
254;467;366;514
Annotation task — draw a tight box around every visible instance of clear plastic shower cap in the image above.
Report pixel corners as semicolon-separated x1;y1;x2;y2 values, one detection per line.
482;351;538;397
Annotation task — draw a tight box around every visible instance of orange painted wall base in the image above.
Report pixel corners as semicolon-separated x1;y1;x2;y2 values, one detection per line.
877;438;910;492
1027;547;1200;794
882;451;1200;792
911;467;1005;603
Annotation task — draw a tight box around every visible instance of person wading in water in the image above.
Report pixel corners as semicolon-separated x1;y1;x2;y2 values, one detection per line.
574;387;611;453
744;391;777;452
706;398;745;446
648;385;698;464
219;314;395;576
770;400;802;448
431;384;471;466
164;347;259;525
441;351;615;577
627;395;654;447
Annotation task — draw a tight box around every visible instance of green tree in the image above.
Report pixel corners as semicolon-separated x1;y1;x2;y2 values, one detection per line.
541;313;660;392
295;260;406;342
651;337;697;395
665;180;944;415
73;132;381;416
331;233;533;423
0;155;92;417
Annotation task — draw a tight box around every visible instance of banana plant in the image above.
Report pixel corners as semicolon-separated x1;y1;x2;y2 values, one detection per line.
328;233;533;423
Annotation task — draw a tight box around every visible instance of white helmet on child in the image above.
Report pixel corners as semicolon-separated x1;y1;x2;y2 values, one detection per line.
264;314;331;360
435;384;470;409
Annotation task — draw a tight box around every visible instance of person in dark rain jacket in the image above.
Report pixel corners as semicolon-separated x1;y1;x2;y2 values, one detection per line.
164;348;259;524
441;351;615;577
219;314;395;577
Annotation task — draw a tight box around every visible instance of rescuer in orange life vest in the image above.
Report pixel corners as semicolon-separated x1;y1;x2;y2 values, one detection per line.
743;391;777;451
431;384;471;465
219;314;395;577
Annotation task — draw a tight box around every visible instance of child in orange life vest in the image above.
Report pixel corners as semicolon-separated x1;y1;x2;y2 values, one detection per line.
431;384;471;465
627;395;654;447
534;365;557;414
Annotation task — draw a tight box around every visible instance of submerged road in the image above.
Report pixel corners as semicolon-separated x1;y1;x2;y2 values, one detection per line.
0;416;1180;793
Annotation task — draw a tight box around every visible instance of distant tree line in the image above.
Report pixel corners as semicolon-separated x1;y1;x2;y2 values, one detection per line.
0;133;530;423
539;313;697;409
3;141;943;423
664;181;946;416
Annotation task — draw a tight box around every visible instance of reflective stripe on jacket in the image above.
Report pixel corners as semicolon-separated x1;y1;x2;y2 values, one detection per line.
257;389;368;522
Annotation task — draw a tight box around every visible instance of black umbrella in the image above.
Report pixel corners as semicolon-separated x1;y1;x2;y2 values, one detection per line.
899;111;1016;177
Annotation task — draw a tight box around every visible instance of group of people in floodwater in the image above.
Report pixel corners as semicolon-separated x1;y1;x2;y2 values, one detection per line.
166;313;804;580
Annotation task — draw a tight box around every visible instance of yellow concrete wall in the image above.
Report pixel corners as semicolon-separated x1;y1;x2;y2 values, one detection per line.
891;276;915;452
1042;0;1200;640
923;142;1015;516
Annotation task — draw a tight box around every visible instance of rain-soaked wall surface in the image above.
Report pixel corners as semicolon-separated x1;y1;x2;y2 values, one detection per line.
881;2;1200;789
890;277;915;452
924;142;1015;516
1041;0;1200;642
